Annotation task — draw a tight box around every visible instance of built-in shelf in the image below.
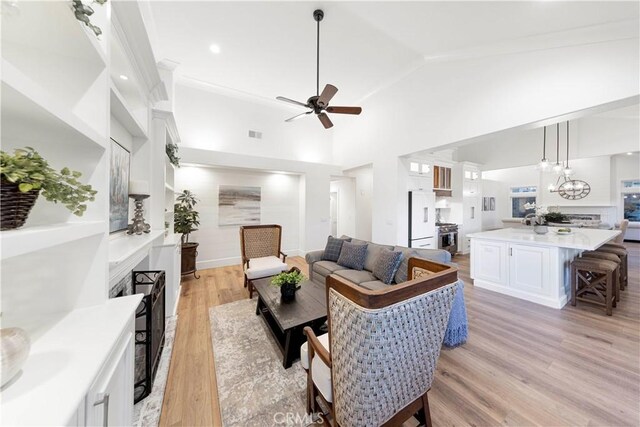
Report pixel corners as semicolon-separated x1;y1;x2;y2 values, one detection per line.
165;183;175;192
1;221;105;260
108;230;164;266
110;83;148;139
1;60;108;150
1;1;107;68
0;295;142;426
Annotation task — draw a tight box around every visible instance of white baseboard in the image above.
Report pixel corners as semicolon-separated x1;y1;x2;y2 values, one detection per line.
196;249;303;270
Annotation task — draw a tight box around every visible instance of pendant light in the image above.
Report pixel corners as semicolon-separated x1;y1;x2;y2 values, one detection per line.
552;123;563;174
562;121;574;177
538;126;549;171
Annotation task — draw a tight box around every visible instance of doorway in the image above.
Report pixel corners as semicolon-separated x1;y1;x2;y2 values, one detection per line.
330;191;338;237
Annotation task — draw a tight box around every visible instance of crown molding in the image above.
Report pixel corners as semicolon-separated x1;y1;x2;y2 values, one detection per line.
152;108;181;144
112;1;168;103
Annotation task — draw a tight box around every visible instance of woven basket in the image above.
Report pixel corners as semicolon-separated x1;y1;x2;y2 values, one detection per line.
1;179;40;230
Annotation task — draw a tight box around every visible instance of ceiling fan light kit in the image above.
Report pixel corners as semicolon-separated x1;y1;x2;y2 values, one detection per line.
276;9;362;129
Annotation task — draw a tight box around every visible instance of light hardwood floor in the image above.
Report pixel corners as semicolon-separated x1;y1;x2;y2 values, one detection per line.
159;244;640;426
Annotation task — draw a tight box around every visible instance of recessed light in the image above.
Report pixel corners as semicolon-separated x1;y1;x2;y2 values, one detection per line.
627;152;633;155
119;75;128;80
209;44;221;54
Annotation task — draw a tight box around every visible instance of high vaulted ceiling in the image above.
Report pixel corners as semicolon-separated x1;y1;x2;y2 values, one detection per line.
144;1;639;106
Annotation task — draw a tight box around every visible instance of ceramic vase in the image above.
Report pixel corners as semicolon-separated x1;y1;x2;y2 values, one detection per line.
534;225;549;234
1;327;31;387
280;282;297;303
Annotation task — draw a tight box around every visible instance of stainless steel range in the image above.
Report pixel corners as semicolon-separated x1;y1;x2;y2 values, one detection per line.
436;223;458;256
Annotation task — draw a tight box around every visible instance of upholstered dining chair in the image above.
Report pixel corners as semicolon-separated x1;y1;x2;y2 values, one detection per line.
303;258;458;427
239;224;288;298
614;219;629;244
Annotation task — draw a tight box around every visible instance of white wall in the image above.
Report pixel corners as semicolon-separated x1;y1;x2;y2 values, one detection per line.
330;178;356;238
346;165;373;241
177;147;342;256
332;38;639;244
175;81;334;164
175;166;300;268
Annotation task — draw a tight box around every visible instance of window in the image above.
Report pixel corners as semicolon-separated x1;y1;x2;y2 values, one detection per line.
623;193;640;222
410;162;419;173
623;180;640;189
510;185;537;194
512;196;536;218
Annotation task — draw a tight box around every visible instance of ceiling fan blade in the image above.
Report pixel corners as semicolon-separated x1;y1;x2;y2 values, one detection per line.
317;84;338;107
326;106;362;115
318;112;333;129
276;96;309;108
285;111;313;122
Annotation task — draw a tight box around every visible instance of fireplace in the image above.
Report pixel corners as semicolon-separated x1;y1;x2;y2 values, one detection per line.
132;270;166;403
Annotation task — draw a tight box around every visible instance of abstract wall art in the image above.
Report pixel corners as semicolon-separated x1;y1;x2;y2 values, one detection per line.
218;185;261;226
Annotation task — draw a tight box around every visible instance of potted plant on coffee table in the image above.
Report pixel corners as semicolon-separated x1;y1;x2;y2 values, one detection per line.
271;267;305;303
1;147;97;230
174;190;200;279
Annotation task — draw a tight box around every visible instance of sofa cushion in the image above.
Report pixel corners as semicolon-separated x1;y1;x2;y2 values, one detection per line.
322;236;350;262
359;280;389;291
350;238;368;246
363;243;394;272
410;246;452;264
372;249;404;284
337;241;368;270
393;247;418;284
312;350;333;402
313;260;347;278
335;269;377;285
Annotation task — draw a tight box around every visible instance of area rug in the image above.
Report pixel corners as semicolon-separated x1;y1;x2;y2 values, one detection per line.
133;315;178;427
210;299;308;426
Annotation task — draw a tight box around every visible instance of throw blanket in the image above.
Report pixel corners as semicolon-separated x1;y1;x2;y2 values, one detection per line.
443;280;468;348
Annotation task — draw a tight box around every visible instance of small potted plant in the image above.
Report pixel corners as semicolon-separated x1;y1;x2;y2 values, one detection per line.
522;203;550;234
271;267;305;303
0;147;97;230
174;190;200;278
166;143;180;167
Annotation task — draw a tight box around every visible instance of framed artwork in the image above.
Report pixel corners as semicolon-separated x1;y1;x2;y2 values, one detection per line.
490;197;496;211
218;185;261;226
109;138;130;233
483;197;496;211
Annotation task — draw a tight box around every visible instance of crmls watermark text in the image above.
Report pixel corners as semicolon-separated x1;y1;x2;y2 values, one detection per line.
273;412;324;425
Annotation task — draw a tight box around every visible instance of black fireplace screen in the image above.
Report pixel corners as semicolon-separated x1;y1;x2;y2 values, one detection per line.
132;270;166;403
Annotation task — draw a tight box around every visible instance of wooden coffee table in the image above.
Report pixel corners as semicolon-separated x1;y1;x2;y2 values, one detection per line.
253;277;327;368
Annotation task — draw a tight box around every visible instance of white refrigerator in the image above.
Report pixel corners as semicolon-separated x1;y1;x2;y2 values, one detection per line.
408;191;437;249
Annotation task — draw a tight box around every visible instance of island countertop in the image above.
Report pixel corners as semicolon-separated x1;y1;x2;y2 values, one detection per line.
467;227;620;251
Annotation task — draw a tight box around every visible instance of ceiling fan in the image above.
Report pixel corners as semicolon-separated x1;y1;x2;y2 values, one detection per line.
276;9;362;129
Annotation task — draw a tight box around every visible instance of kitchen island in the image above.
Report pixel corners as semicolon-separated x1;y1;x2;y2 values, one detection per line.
468;227;620;308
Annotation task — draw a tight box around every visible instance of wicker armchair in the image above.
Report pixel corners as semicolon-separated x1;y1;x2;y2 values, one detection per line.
303;258;458;426
239;224;288;298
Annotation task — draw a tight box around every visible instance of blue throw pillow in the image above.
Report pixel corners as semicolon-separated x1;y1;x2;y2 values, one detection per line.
373;249;404;284
322;236;350;262
337;241;368;271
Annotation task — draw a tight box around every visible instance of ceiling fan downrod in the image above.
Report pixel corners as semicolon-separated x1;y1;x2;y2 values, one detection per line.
314;9;324;97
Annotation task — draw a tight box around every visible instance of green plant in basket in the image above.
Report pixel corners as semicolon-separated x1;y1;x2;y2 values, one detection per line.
271;269;306;287
1;147;97;216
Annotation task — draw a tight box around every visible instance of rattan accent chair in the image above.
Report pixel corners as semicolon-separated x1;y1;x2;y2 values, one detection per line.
303;258;458;427
240;224;288;298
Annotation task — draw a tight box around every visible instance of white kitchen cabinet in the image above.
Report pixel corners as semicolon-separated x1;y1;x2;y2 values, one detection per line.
509;244;551;295
471;240;509;285
86;319;135;427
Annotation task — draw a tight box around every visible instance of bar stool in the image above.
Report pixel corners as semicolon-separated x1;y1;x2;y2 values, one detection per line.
580;251;620;303
571;258;618;316
596;245;628;291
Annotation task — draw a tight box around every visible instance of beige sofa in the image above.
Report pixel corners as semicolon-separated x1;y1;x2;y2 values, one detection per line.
305;236;452;291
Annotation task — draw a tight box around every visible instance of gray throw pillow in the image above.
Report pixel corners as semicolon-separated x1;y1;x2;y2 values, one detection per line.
373;249;404;284
337;241;368;271
322;236;350;262
364;243;394;272
393;247;418;284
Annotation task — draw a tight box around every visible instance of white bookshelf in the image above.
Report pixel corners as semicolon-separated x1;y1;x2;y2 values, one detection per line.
110;83;148;139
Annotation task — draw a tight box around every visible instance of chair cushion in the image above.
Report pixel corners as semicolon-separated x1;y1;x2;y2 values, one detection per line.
322;236;350;262
363;243;394;272
312;352;333;403
313;261;348;278
334;269;377;285
393;247;418;284
359;280;389;291
372;249;404;284
245;256;288;279
337;241;368;270
300;333;329;370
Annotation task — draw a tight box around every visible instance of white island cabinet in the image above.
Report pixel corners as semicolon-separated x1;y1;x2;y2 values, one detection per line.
468;228;620;308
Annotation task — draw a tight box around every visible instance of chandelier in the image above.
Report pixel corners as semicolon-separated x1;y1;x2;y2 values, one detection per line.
547;121;591;200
